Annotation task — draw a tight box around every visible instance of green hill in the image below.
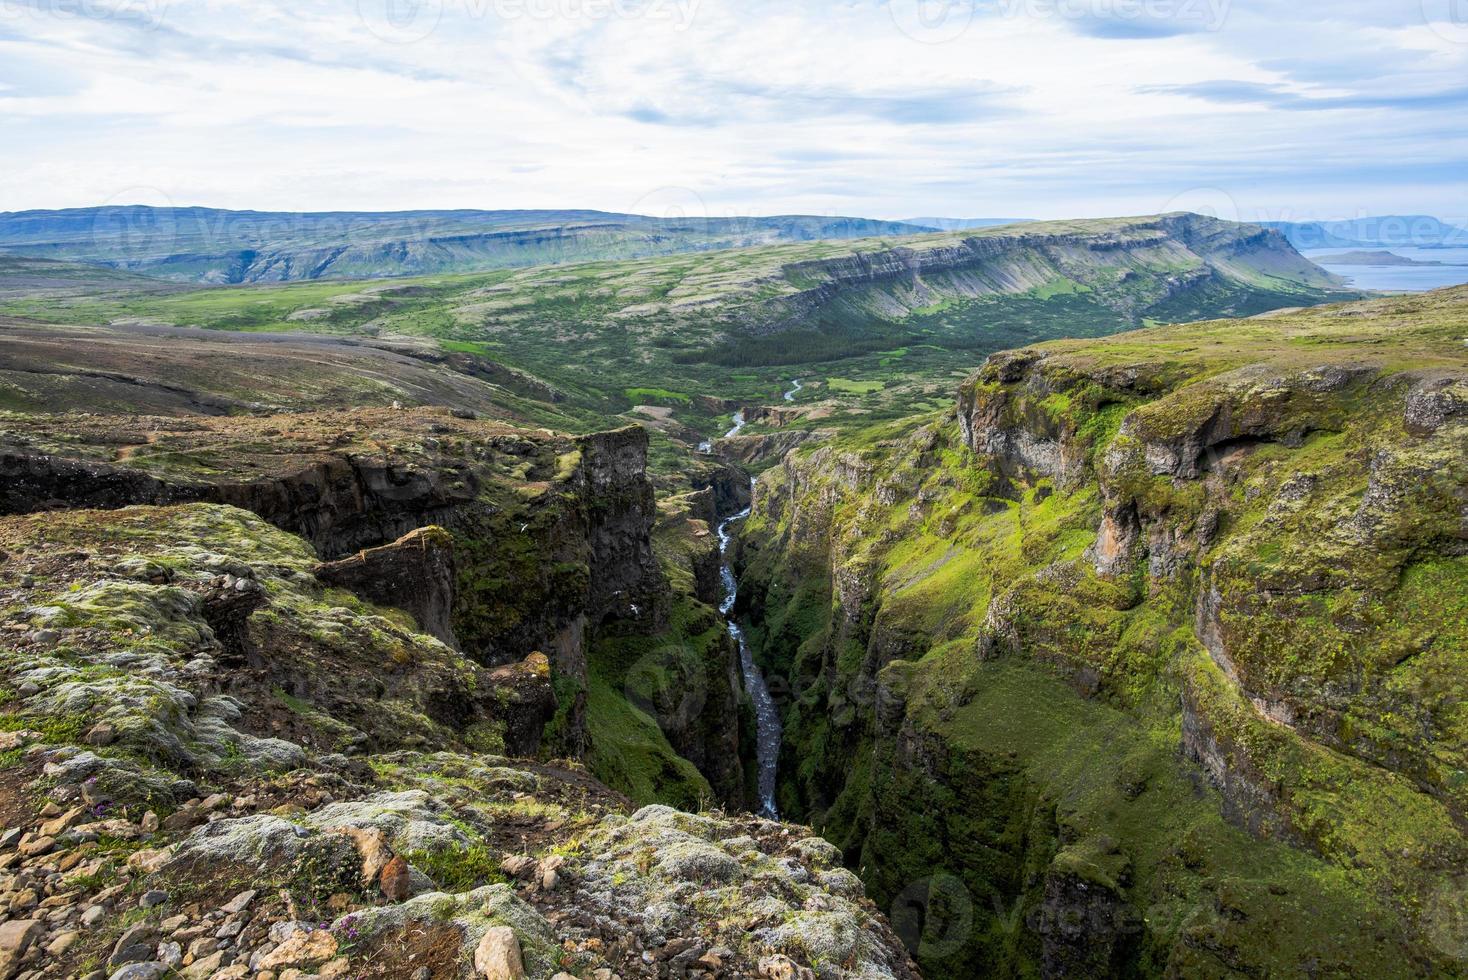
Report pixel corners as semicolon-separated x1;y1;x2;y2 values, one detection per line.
0;213;1358;459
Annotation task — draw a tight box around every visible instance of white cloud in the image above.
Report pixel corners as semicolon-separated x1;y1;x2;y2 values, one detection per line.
0;0;1462;220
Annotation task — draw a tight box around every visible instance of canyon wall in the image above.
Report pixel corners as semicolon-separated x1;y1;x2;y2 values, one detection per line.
736;288;1468;978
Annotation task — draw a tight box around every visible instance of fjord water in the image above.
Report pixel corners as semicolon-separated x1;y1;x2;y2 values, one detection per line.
718;503;781;818
1306;246;1468;291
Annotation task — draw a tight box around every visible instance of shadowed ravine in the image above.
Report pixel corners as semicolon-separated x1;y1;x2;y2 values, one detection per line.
718;501;782;817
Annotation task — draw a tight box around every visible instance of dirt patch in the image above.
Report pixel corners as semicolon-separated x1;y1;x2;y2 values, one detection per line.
344;922;466;978
0;758;39;828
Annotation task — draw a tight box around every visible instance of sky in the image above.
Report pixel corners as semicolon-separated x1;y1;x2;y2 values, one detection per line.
0;0;1465;223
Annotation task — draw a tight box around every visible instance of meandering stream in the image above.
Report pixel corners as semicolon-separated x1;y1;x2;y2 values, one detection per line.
723;409;747;439
717;501;781;818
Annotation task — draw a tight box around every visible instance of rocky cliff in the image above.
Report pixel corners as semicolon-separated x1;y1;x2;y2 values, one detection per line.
0;504;916;979
736;286;1468;977
0;408;742;810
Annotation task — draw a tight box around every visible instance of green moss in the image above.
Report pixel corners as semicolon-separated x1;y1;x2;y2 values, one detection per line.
735;289;1468;975
400;844;511;892
581;599;731;809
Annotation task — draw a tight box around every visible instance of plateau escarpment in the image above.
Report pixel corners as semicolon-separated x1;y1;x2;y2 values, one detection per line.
749;212;1344;333
736;285;1468;977
0;214;1360;464
0;207;936;283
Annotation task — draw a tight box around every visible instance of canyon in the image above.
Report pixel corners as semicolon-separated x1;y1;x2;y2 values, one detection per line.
0;219;1463;979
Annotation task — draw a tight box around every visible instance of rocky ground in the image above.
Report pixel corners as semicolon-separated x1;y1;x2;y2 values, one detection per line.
0;501;918;979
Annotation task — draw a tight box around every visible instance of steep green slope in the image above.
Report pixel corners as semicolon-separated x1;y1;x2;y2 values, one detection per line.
0;206;934;283
736;286;1468;977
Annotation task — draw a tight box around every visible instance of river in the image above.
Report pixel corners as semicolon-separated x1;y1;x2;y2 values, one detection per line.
698;379;801;452
717;501;781;818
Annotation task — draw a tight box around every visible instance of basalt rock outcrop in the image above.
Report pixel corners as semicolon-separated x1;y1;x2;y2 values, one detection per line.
743;213;1349;333
0;408;747;807
0;503;913;980
315;525;461;649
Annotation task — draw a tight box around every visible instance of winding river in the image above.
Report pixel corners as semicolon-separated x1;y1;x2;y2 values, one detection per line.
699;378;801;452
717;500;781;818
699;382;802;815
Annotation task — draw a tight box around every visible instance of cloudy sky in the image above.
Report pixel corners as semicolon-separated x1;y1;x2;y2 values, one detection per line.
1;0;1465;222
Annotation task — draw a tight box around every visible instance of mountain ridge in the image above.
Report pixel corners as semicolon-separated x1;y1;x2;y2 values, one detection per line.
1266;214;1468;250
0;206;938;284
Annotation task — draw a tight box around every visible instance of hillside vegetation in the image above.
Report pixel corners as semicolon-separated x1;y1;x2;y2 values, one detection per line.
0;213;1427;980
737;286;1468;977
0;214;1358;456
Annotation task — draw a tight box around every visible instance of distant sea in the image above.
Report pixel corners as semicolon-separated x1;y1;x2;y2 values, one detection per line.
1303;247;1468;292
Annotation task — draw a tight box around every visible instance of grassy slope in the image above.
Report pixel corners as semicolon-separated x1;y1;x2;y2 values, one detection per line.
737;286;1468;977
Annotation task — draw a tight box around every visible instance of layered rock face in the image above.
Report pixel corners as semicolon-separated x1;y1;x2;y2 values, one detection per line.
0;504;913;979
0;408;740;805
315;526;461;649
747;212;1349;333
737;287;1468;978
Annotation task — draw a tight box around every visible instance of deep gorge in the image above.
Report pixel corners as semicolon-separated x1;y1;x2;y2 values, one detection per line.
723;294;1468;977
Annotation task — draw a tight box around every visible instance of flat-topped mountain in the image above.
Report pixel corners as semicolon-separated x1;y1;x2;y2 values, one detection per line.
0;207;936;284
1314;249;1468;267
0;214;1361;462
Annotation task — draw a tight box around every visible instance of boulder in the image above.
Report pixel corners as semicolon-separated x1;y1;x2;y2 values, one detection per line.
473;926;526;980
0;919;42;980
256;929;338;971
379;855;411;902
